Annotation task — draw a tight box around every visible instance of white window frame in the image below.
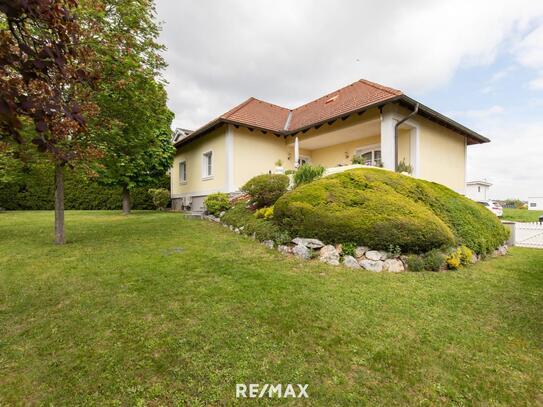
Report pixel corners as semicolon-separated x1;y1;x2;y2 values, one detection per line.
354;143;382;167
202;150;213;180
179;160;187;184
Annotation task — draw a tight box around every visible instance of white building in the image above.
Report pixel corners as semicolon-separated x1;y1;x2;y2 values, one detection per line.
465;180;492;201
528;197;543;211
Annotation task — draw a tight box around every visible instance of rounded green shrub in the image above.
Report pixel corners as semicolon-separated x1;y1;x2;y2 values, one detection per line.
423;249;447;271
240;174;289;208
204;192;231;216
406;255;425;272
148;188;170;210
274;168;508;254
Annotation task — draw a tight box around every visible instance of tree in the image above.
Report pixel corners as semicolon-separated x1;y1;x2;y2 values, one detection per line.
83;0;174;214
0;0;98;243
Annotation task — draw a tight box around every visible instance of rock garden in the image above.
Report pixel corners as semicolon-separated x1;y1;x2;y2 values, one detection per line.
203;166;510;272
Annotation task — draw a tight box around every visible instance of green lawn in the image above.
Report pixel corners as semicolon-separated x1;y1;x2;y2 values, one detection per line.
1;211;542;405
503;207;543;222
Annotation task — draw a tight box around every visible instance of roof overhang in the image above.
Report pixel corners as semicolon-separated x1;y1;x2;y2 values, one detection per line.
175;95;490;148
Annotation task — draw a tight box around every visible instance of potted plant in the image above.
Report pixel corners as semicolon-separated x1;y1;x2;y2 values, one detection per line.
274;159;285;174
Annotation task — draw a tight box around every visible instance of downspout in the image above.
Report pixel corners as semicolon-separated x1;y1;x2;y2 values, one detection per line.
394;102;419;170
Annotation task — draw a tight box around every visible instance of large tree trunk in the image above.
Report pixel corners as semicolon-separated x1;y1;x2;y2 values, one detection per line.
122;186;131;215
54;163;65;244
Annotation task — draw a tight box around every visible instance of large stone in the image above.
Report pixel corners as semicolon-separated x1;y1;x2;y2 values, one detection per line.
343;255;361;269
354;246;369;258
319;245;340;265
277;245;291;255
471;253;479;263
359;259;384;272
497;245;508;256
292;237;324;249
292;244;311;259
262;240;274;249
379;251;389;260
383;259;404;272
365;250;382;261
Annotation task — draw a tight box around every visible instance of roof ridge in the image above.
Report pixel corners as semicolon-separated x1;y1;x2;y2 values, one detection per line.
357;78;402;96
250;97;290;111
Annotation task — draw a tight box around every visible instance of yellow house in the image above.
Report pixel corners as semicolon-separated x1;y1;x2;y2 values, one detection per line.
171;79;489;211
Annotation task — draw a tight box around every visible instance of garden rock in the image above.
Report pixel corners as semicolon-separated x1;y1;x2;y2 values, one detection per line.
319;245;340;265
342;255;361;269
365;250;382;261
379;251;389;260
262;240;274;249
383;259;404;272
471;253;479;263
359;259;384;272
292;244;311;259
292;237;324;249
278;245;291;255
497;245;508;256
354;246;369;258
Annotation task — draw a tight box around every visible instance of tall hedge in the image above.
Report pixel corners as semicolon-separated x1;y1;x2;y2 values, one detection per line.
0;164;169;210
274;168;509;254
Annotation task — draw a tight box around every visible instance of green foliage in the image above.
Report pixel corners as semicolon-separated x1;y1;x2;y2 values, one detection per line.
407;255;425;272
204;193;231;216
446;251;462;270
255;206;274;220
293;163;325;187
388;244;402;257
240;174;289;208
275;159;282;166
148;188;170;210
222;202;289;244
458;245;473;266
0;162;167;210
274;168;509;254
424;249;447;271
284;169;295;175
396;159;413;174
341;242;357;257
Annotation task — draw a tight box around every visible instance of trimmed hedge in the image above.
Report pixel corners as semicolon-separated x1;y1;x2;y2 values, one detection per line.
0;164;169;210
274;168;509;254
240;174;289;208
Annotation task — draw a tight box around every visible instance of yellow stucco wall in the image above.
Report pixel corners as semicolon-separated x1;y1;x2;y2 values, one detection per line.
232;127;293;189
171;126;227;197
397;129;411;165
418;116;466;192
310;135;381;167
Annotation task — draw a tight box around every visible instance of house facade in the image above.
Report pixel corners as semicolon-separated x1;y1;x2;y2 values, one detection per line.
171;79;489;212
466;180;492;201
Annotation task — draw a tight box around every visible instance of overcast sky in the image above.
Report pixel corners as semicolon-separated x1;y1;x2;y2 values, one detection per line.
155;0;543;200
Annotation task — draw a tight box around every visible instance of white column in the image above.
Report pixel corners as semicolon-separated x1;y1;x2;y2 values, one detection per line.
225;125;235;192
294;136;300;168
380;110;396;171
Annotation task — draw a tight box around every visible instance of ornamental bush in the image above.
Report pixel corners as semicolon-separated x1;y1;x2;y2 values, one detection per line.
274;168;509;254
149;188;170;210
204;193;231;216
293;163;325;187
240;174;289;208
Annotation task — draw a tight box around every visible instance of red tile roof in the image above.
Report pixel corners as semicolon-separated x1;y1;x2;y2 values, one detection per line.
176;79;488;145
221;97;290;132
288;79;401;131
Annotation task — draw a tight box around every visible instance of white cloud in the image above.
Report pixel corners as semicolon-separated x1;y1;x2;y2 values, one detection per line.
156;0;543;129
449;105;505;120
528;72;543;89
468;120;543;199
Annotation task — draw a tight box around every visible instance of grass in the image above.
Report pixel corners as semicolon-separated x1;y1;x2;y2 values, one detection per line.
503;207;543;222
1;211;542;405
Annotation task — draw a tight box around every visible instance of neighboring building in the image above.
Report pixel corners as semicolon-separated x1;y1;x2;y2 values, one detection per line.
171;79;490;212
528;197;543;210
466;180;492;201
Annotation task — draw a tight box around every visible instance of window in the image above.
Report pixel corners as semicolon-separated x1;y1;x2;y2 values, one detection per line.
530;202;536;207
202;151;213;178
178;161;186;184
355;147;382;167
478;186;481;193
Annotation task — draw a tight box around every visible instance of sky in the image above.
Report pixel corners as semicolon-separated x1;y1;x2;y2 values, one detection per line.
155;0;543;200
